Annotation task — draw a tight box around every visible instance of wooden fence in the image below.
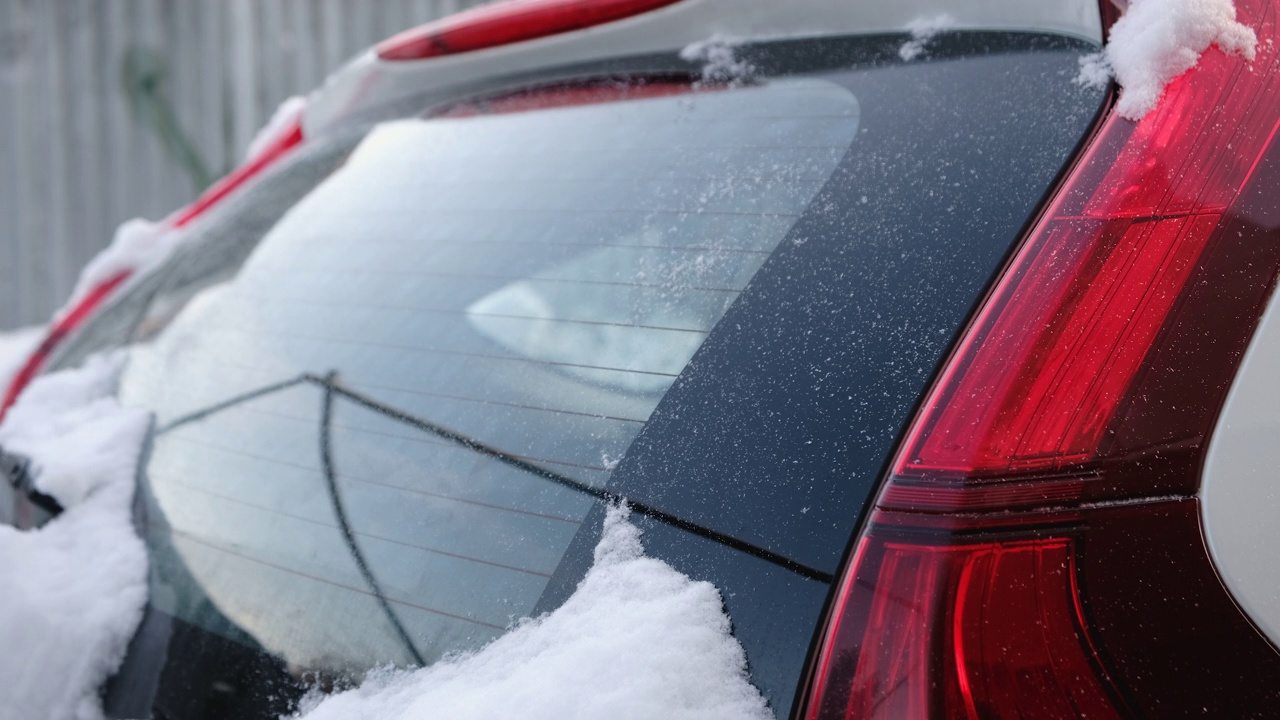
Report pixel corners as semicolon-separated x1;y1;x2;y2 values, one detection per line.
0;0;487;329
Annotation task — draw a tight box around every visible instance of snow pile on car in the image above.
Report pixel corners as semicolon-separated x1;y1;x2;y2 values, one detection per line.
291;504;772;720
58;218;169;321
1080;0;1257;118
899;14;956;61
245;95;307;161
681;35;754;85
60;96;310;321
0;353;150;720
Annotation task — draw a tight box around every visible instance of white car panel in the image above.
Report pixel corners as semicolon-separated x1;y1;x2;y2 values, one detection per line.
304;0;1102;136
1203;286;1280;648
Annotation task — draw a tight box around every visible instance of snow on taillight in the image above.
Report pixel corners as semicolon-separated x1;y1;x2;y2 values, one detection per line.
804;0;1280;716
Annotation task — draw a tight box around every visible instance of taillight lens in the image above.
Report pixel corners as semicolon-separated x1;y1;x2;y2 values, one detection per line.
376;0;684;61
806;0;1280;716
816;533;1119;720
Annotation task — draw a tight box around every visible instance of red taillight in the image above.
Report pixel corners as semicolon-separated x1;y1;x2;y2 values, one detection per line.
806;0;1280;716
376;0;684;61
815;533;1120;720
900;31;1280;483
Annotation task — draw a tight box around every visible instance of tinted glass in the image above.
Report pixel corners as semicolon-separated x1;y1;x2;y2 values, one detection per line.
118;78;860;686
82;32;1110;720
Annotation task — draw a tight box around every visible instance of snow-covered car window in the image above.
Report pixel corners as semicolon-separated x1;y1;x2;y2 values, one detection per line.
111;77;860;711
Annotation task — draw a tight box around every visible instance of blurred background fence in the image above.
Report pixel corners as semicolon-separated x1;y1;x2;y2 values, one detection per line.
0;0;488;329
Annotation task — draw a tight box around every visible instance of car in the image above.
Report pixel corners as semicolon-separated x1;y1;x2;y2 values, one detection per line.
5;0;1280;717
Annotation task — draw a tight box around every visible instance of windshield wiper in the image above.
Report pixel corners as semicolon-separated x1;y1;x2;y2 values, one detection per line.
159;372;427;665
317;371;425;666
156;372;834;583
0;445;63;518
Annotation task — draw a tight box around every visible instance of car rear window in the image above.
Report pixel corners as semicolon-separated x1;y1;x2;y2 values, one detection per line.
116;77;861;687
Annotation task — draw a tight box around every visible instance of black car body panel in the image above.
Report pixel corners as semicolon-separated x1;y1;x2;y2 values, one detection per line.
612;37;1108;576
553;38;1108;713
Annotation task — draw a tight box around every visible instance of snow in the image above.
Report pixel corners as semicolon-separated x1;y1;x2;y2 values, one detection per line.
0;352;151;720
246;95;308;162
1078;0;1257;119
291;504;772;720
0;325;45;393
57;218;171;322
899;14;956;61
58;96;308;320
680;35;754;84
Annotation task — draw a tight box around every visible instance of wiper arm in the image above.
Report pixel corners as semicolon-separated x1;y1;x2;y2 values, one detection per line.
156;374;314;435
317;372;425;667
159;373;427;666
325;379;835;583
0;445;63;518
156;373;834;583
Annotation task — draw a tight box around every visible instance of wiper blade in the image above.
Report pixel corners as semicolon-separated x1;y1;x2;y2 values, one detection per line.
156;372;834;583
326;380;835;583
318;371;425;666
0;445;63;518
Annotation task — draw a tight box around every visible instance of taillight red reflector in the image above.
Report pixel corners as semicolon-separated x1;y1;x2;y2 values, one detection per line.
812;531;1119;720
806;0;1280;716
376;0;684;61
0;270;132;422
170;119;303;228
901;208;1221;478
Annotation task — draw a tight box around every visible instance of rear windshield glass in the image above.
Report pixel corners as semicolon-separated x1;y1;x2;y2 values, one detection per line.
118;77;860;686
